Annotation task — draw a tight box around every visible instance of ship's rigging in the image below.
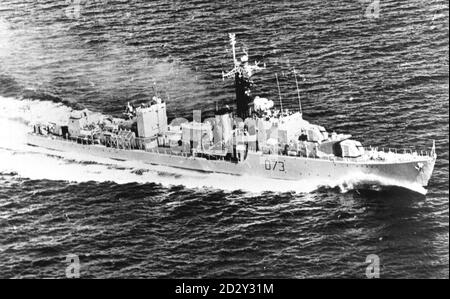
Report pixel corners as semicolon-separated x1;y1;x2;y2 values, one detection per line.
222;33;265;119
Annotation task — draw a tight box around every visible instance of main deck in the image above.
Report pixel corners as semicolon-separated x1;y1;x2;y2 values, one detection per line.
26;133;436;190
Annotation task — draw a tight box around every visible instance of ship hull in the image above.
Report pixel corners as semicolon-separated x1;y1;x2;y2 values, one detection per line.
26;134;436;192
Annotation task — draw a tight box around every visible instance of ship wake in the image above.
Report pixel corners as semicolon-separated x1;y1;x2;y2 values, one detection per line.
0;96;427;195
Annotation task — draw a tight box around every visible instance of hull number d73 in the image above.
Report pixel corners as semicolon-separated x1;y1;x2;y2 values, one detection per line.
264;159;285;172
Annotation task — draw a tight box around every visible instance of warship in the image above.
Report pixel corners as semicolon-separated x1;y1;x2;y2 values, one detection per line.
26;34;436;193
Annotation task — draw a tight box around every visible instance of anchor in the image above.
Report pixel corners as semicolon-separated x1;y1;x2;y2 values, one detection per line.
415;162;424;173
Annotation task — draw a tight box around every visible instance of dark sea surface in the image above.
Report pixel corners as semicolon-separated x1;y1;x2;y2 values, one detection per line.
0;0;448;278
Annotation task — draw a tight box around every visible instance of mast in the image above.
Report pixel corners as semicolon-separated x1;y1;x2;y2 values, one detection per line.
293;68;302;114
222;33;265;119
275;73;283;112
230;33;238;67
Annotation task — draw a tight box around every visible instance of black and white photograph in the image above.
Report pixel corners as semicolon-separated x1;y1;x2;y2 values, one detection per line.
0;0;448;284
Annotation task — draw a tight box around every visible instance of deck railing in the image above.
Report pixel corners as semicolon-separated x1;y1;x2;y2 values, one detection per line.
363;146;434;157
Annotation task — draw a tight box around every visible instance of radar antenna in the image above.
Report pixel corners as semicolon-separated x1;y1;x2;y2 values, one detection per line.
222;34;265;81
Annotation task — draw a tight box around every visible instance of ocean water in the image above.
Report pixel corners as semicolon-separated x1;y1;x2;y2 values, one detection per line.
0;0;448;278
